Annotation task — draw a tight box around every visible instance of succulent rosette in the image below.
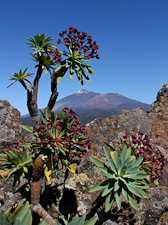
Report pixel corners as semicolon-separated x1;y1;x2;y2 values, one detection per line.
22;107;91;178
89;142;150;211
0;142;35;186
122;133;166;183
55;26;100;85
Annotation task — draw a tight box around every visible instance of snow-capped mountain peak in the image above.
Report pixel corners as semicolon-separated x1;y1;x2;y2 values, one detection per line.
76;89;89;95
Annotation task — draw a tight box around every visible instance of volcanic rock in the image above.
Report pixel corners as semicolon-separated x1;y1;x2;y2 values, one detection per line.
0;100;24;151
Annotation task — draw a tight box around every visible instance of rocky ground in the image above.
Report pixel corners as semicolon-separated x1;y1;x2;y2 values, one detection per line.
1;83;168;224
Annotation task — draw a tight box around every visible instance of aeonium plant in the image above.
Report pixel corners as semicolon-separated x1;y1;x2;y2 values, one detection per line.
22;106;91;179
89;141;150;212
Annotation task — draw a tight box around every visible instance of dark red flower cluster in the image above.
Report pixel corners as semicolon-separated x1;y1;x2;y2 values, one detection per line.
33;108;91;166
47;47;62;64
6;141;23;155
123;133;166;183
57;26;100;59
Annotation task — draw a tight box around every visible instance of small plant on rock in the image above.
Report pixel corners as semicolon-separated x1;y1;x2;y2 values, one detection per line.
55;213;98;225
89;142;150;211
0;142;34;187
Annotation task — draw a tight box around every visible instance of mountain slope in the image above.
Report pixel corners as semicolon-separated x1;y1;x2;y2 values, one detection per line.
21;89;151;133
52;89;101;111
51;89;150;112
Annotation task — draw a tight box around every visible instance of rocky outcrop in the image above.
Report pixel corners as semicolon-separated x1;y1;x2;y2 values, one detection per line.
1;83;168;224
0;100;24;151
63;83;168;224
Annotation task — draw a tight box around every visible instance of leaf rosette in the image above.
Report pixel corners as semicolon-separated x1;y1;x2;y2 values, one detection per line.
22;107;91;178
89;143;150;212
0;143;34;186
55;26;100;85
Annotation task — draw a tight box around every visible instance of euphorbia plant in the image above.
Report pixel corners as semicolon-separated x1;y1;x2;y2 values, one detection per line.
0;142;34;187
7;27;100;125
4;27;99;224
122;133;166;183
22;106;91;179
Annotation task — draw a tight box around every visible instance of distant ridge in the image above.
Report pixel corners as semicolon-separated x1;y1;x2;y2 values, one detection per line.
21;89;151;135
51;88;150;112
22;88;150;121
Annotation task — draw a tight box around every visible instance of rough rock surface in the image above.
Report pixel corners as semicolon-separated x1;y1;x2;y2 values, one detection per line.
63;82;168;225
1;83;168;224
0;100;24;151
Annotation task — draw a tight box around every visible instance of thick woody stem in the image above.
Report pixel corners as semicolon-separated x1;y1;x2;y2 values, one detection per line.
20;80;28;90
0;192;22;212
47;70;59;111
27;59;43;125
31;204;55;225
31;154;47;205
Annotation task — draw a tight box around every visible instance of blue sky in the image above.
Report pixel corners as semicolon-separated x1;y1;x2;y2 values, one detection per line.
1;0;168;115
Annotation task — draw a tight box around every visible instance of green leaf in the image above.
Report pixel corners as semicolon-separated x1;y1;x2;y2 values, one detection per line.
20;143;31;148
101;182;114;197
81;64;94;75
1;162;13;166
22;153;35;165
45;68;48;75
21;125;33;133
21;210;32;225
21;151;27;161
14;201;29;222
0;211;5;225
105;192;114;212
55;60;66;73
4;207;12;218
122;186;128;200
13;218;22;225
75;69;84;85
69;214;79;225
8;200;26;223
44;106;52;118
60;215;67;225
69;67;74;80
126;166;140;174
0;212;10;225
132;186;149;198
120;144;127;164
57;67;68;84
115;191;121;210
99;167;112;174
123;172;138;178
128;194;138;210
39;220;50;225
131;172;149;180
114;180;120;192
78;214;86;225
8;167;19;177
103;147;117;174
54;219;61;225
90;156;105;168
131;158;143;168
126;185;144;198
0;153;8;160
89;180;109;192
104;141;115;151
84;214;98;225
81;68;92;84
